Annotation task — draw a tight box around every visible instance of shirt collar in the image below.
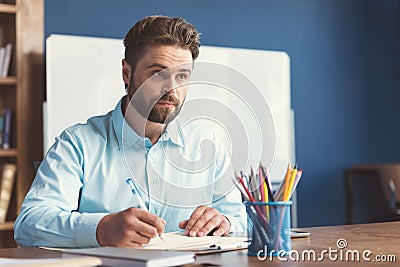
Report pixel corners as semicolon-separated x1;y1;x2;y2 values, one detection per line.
112;97;141;150
112;96;183;151
159;119;184;147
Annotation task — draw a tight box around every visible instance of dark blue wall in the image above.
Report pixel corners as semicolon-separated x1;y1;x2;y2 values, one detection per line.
45;0;400;227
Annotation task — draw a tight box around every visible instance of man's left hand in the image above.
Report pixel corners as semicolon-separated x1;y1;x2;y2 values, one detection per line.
178;205;231;237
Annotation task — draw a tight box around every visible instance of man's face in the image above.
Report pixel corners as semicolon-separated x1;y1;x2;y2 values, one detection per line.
123;45;193;124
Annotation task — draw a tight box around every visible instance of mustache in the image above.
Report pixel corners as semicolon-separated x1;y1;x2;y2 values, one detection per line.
155;93;180;106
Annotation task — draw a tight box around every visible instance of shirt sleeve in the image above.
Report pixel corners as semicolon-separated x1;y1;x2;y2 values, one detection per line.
211;133;247;234
214;187;248;233
14;129;107;247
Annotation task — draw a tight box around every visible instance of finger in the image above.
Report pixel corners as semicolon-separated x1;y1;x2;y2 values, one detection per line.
112;229;151;247
124;238;150;248
124;214;160;239
134;210;166;236
179;220;188;229
211;220;231;237
187;209;218;237
126;230;152;245
184;206;208;235
195;214;222;237
126;241;143;248
127;218;159;240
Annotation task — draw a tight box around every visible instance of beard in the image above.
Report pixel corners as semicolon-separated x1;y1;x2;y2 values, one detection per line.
130;88;184;124
147;93;184;123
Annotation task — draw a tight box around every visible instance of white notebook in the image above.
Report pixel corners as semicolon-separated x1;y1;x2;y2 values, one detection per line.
0;256;101;267
62;247;195;267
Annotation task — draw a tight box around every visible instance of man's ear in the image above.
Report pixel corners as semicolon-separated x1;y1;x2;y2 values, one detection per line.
122;59;131;85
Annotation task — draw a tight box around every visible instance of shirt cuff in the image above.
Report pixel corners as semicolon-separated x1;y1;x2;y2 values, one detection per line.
222;214;246;233
74;212;108;247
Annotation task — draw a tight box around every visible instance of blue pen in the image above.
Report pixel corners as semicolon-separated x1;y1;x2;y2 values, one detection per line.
126;178;164;241
126;178;148;211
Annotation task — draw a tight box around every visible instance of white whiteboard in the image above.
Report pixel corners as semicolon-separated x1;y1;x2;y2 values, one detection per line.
45;34;294;182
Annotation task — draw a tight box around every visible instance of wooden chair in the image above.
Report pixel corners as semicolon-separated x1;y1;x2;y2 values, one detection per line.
379;165;400;215
346;163;400;223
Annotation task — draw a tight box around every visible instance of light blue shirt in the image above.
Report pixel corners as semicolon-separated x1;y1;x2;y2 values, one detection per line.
14;97;246;247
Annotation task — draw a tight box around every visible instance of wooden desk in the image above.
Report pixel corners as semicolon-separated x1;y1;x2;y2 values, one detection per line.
0;221;399;266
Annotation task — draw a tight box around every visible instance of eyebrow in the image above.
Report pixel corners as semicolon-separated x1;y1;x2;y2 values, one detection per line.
146;63;192;74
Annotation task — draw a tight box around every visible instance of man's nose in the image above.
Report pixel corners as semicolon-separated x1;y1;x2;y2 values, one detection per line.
161;75;178;94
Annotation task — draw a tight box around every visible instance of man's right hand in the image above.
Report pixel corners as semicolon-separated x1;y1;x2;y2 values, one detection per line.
96;207;165;247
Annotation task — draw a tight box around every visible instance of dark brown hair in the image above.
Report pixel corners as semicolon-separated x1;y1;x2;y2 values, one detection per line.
124;15;201;71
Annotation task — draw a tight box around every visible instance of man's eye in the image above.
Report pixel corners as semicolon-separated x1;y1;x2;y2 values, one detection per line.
151;71;167;81
152;71;162;77
176;73;189;82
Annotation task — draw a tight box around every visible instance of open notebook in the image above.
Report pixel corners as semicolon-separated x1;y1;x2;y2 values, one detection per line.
142;232;249;254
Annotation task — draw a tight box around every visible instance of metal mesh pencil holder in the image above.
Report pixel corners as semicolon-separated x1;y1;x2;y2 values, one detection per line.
245;201;292;257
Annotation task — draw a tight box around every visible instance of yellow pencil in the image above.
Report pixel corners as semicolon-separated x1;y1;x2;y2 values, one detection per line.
289;169;303;200
285;165;298;201
282;163;292;201
263;179;270;220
